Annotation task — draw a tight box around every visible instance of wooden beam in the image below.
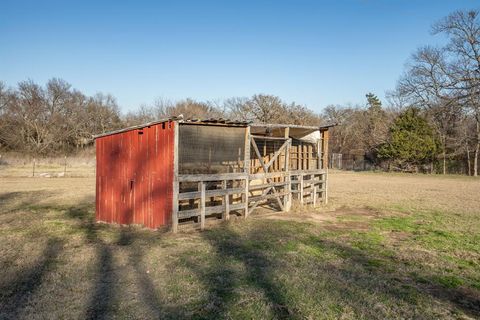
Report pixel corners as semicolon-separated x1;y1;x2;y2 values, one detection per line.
284;129;291;212
244;126;250;218
250;134;288;141
178;172;248;182
299;174;304;205
178;187;244;200
322;129;329;204
222;180;230;221
264;139;289;171
250;136;268;173
172;121;179;233
200;182;205;230
322;129;329;170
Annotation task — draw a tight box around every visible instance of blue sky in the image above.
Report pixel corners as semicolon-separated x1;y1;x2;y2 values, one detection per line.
1;0;477;113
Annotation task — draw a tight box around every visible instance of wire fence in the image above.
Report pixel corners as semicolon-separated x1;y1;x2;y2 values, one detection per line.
0;154;96;178
329;153;478;175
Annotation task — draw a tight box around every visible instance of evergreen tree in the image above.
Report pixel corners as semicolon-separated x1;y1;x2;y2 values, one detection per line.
363;93;389;163
378;107;439;171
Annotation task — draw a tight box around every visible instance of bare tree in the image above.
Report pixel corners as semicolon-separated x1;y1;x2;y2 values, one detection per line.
432;9;480;176
396;43;472;174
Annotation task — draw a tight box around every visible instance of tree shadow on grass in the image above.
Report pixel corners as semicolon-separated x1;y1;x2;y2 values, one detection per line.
0;237;64;319
182;220;480;319
118;228;185;319
0;190;56;215
181;224;302;320
304;236;480;318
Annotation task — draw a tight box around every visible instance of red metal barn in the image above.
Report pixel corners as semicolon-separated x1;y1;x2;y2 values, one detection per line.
95;117;334;231
95;120;175;229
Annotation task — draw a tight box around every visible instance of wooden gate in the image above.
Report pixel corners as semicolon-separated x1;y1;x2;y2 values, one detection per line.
248;135;291;215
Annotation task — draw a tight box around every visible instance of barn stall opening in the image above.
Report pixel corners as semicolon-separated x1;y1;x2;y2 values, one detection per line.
94;117;335;231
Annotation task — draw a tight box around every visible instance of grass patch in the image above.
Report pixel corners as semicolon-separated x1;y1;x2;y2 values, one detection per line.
1;172;479;319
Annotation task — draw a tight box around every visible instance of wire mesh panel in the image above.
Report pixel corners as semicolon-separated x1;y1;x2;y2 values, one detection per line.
178;124;246;174
250;139;287;173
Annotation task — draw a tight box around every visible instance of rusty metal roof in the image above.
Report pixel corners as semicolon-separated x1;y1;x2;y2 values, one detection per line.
93;115;336;139
93;116;250;139
250;122;337;130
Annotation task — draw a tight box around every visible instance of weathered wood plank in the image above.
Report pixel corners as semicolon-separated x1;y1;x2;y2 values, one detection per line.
244;126;250;218
249;192;289;203
249;172;287;180
178;173;248;182
200;182;205;230
299;174;304;204
172;121;179;233
248;182;287;191
178;187;245;200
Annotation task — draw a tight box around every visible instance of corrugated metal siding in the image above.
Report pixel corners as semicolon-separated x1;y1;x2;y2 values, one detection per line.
96;121;175;229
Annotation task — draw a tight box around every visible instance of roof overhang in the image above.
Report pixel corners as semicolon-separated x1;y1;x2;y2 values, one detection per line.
93;116;337;140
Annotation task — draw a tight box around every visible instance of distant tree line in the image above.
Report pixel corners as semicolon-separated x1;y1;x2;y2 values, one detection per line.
0;81;322;156
325;9;480;176
1;9;478;176
0;79;122;155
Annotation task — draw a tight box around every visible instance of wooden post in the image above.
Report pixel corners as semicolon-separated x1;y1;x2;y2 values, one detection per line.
172;121;179;233
303;144;307;170
316;139;321;170
222;180;230;221
323;129;329;204
299;174;304;205
244;126;250;218
322;129;329;170
324;172;328;205
200;181;206;230
284;127;291;212
32;158;36;177
313;185;317;207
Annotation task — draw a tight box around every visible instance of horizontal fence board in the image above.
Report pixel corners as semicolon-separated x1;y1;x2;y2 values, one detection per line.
178;202;245;219
249;192;288;203
178;187;245;200
248;182;287;191
179;173;248;182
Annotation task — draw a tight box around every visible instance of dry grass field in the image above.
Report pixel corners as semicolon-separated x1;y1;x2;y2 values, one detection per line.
0;165;479;319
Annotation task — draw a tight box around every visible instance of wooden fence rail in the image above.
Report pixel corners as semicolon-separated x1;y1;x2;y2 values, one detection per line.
173;169;326;231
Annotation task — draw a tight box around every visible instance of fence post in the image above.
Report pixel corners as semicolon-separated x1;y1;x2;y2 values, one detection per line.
200;181;206;230
32;158;36;177
244;126;250;218
222;180;230;221
299;174;304;205
172;121;179;233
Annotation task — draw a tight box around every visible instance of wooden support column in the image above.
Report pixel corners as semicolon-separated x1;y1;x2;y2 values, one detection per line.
200;181;206;230
316;138;321;170
299;174;304;205
322;129;329;169
322;129;329;204
313;185;317;207
244;126;250;218
284;127;291;211
222;180;230;221
172;121;179;233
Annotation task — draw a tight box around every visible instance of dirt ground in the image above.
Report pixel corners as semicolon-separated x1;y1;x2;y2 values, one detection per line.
0;170;479;319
